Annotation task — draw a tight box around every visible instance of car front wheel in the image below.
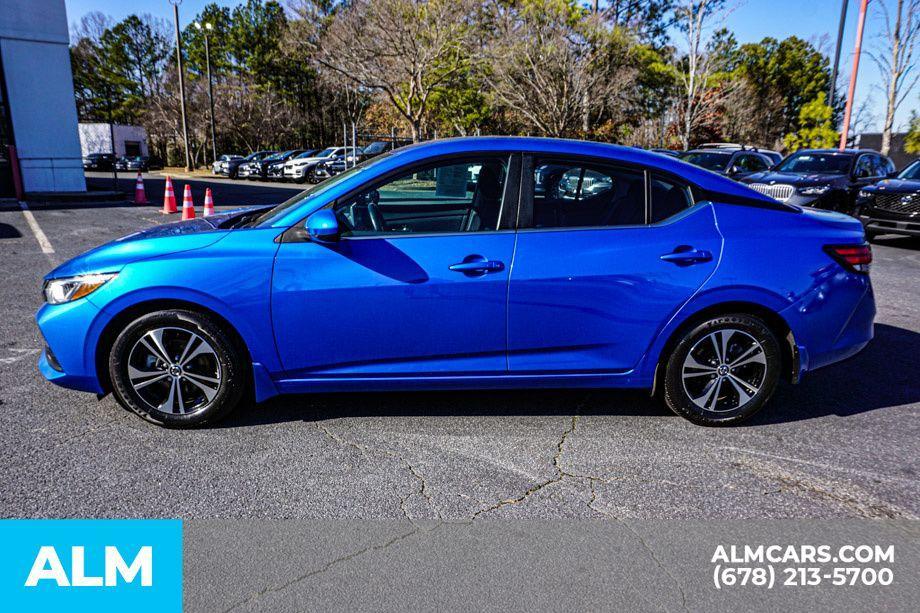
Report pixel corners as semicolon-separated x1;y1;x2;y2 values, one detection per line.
108;310;247;427
662;314;780;426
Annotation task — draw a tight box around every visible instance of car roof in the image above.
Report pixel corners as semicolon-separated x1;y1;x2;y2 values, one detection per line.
792;148;877;155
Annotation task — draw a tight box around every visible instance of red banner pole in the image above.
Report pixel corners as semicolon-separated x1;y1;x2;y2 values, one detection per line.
8;144;23;200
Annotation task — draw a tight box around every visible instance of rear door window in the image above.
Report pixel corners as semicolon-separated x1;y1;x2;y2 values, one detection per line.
531;159;645;228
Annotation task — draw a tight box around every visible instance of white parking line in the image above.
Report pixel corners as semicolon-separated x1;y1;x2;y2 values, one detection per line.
19;201;56;264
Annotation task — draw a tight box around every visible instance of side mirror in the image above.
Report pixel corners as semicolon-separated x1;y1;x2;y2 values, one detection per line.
305;209;340;243
728;165;740;176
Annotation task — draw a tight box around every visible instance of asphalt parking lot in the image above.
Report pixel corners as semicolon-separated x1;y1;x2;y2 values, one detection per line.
1;189;918;520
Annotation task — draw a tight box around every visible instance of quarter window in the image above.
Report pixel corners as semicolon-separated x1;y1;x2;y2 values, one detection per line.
531;159;645;228
334;157;508;236
650;175;693;223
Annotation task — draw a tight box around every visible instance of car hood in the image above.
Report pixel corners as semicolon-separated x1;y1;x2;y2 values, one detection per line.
864;178;920;193
288;157;326;165
42;211;262;280
742;171;846;186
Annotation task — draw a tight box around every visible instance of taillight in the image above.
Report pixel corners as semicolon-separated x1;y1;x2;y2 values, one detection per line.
824;243;872;273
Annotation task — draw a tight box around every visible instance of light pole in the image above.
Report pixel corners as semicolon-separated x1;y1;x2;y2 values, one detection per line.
839;0;870;151
829;0;849;109
195;21;217;164
170;0;192;171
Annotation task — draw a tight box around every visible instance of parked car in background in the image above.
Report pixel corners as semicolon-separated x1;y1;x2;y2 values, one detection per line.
679;145;780;180
855;158;920;240
115;156;162;172
316;141;411;179
246;149;306;181
268;150;316;181
37;137;875;428
313;148;365;181
213;154;244;176
228;151;275;179
741;149;895;212
237;151;278;179
361;140;409;159
82;153;117;171
283;147;358;183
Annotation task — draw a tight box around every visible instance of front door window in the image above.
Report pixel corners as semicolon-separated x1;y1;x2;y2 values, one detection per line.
334;157;509;235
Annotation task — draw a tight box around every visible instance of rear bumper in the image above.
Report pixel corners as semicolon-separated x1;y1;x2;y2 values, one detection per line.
783;272;876;375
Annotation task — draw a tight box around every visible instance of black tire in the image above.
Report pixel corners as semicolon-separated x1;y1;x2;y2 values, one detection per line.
661;314;780;426
108;309;247;428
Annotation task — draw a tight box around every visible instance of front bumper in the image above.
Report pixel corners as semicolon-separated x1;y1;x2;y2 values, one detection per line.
859;212;920;237
284;166;309;178
35;299;106;394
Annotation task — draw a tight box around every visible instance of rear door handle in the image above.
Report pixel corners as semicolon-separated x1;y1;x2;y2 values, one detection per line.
449;256;505;275
660;248;713;265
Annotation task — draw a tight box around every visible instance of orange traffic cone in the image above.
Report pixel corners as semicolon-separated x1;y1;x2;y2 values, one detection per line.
162;176;178;214
134;172;148;205
181;185;196;220
203;187;215;216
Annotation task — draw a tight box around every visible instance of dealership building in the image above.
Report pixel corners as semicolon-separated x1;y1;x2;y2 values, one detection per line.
0;0;85;197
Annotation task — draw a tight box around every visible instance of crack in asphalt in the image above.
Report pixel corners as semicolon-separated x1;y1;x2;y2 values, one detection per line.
731;456;919;519
619;521;690;613
219;523;440;613
314;422;442;521
472;414;619;519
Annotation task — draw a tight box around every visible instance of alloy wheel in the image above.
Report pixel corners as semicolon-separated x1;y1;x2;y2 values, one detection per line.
126;327;222;415
680;328;767;413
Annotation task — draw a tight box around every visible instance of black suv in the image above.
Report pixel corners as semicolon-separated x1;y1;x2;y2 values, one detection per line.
855;158;920;240
82;153;117;171
679;144;781;180
740;149;896;212
228;150;275;179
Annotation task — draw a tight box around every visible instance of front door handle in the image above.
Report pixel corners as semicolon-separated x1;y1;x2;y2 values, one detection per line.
449;255;505;275
660;248;713;265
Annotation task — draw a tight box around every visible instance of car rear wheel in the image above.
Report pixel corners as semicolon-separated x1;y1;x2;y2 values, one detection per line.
662;314;780;426
108;310;246;427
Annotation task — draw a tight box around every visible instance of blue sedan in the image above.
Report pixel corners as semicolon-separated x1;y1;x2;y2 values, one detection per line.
36;137;875;427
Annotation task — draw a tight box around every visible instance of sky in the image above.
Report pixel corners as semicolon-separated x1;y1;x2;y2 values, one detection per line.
63;0;918;132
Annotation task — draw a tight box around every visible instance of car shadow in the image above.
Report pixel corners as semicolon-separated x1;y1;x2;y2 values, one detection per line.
751;322;920;425
217;323;919;429
0;222;22;239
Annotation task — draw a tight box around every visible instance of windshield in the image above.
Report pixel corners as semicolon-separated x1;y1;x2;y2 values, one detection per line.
315;148;337;158
776;152;853;174
897;160;920;180
253;152;393;226
679;151;731;171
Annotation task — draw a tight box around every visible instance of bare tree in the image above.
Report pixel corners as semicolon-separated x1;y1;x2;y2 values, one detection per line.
315;0;476;141
671;0;732;148
870;0;920;155
485;2;638;138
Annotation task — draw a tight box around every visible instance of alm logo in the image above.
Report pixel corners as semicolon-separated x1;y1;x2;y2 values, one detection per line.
25;545;153;587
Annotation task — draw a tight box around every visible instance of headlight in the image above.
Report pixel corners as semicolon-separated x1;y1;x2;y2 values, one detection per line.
797;185;831;196
43;273;117;304
857;189;873;199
